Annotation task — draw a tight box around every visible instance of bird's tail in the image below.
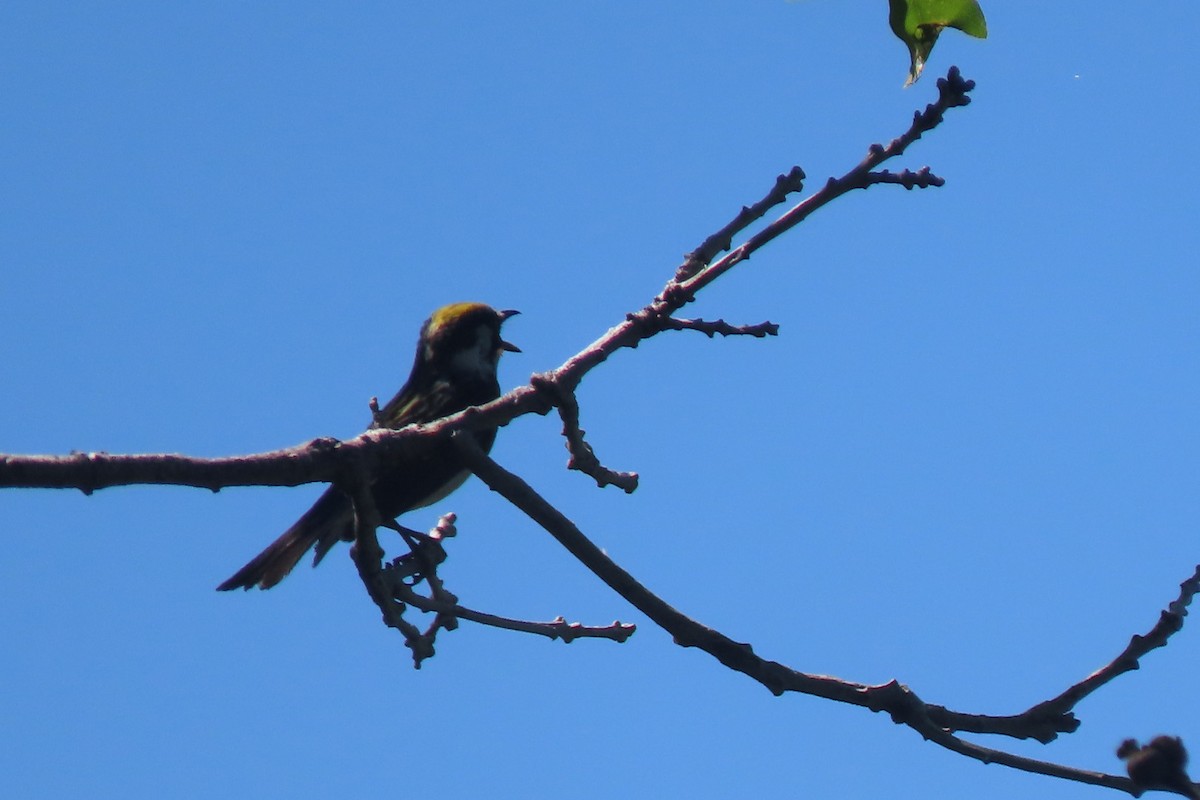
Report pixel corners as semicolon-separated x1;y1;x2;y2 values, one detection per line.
216;487;353;591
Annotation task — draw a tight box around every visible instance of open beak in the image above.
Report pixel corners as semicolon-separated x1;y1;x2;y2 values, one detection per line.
499;309;521;353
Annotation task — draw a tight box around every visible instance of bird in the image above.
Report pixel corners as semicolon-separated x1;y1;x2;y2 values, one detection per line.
217;302;519;591
1118;736;1200;799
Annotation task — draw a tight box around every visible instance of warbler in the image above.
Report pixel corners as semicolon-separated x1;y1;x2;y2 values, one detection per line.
217;302;519;591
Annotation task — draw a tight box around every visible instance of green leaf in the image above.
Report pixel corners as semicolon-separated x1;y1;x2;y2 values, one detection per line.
888;0;988;86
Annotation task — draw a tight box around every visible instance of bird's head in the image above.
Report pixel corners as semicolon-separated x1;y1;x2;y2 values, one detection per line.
418;302;520;382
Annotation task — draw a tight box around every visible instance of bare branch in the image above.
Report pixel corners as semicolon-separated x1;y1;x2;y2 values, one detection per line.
8;65;1186;792
671;67;974;302
452;429;899;700
1017;565;1200;728
348;501;635;663
0;438;347;493
530;374;639;493
451;430;1198;792
867;167;945;189
395;582;635;644
342;458;430;664
676;165;807;281
0;69;973;499
906;568;1200;745
660;317;780;339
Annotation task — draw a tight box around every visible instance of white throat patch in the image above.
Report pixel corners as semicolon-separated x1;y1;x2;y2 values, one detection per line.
449;326;497;380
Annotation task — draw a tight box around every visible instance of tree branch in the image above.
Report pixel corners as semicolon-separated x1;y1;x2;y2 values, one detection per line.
451;430;1197;793
7;66;1189;793
659;317;780;338
0;69;972;499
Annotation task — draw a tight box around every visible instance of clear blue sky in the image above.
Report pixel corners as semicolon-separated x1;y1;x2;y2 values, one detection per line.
3;3;1198;798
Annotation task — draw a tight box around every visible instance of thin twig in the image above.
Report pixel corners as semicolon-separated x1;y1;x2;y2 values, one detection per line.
660;317;780;338
530;375;639;493
670;67;973;303
395;582;635;643
676;166;807;281
1018;565;1200;729
341;460;430;663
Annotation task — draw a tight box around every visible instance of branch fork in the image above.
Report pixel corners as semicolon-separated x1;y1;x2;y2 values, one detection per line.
10;67;1181;795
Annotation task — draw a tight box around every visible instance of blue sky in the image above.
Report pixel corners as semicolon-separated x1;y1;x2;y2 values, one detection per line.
3;2;1198;798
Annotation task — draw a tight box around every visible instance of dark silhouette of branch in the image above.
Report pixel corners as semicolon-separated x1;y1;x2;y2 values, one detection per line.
10;66;1180;794
867;166;945;189
659;317;780;338
344;494;634;667
530;374;640;493
677;165;807;281
395;581;635;645
0;68;974;499
451;430;1198;793
663;67;972;304
1016;566;1200;733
